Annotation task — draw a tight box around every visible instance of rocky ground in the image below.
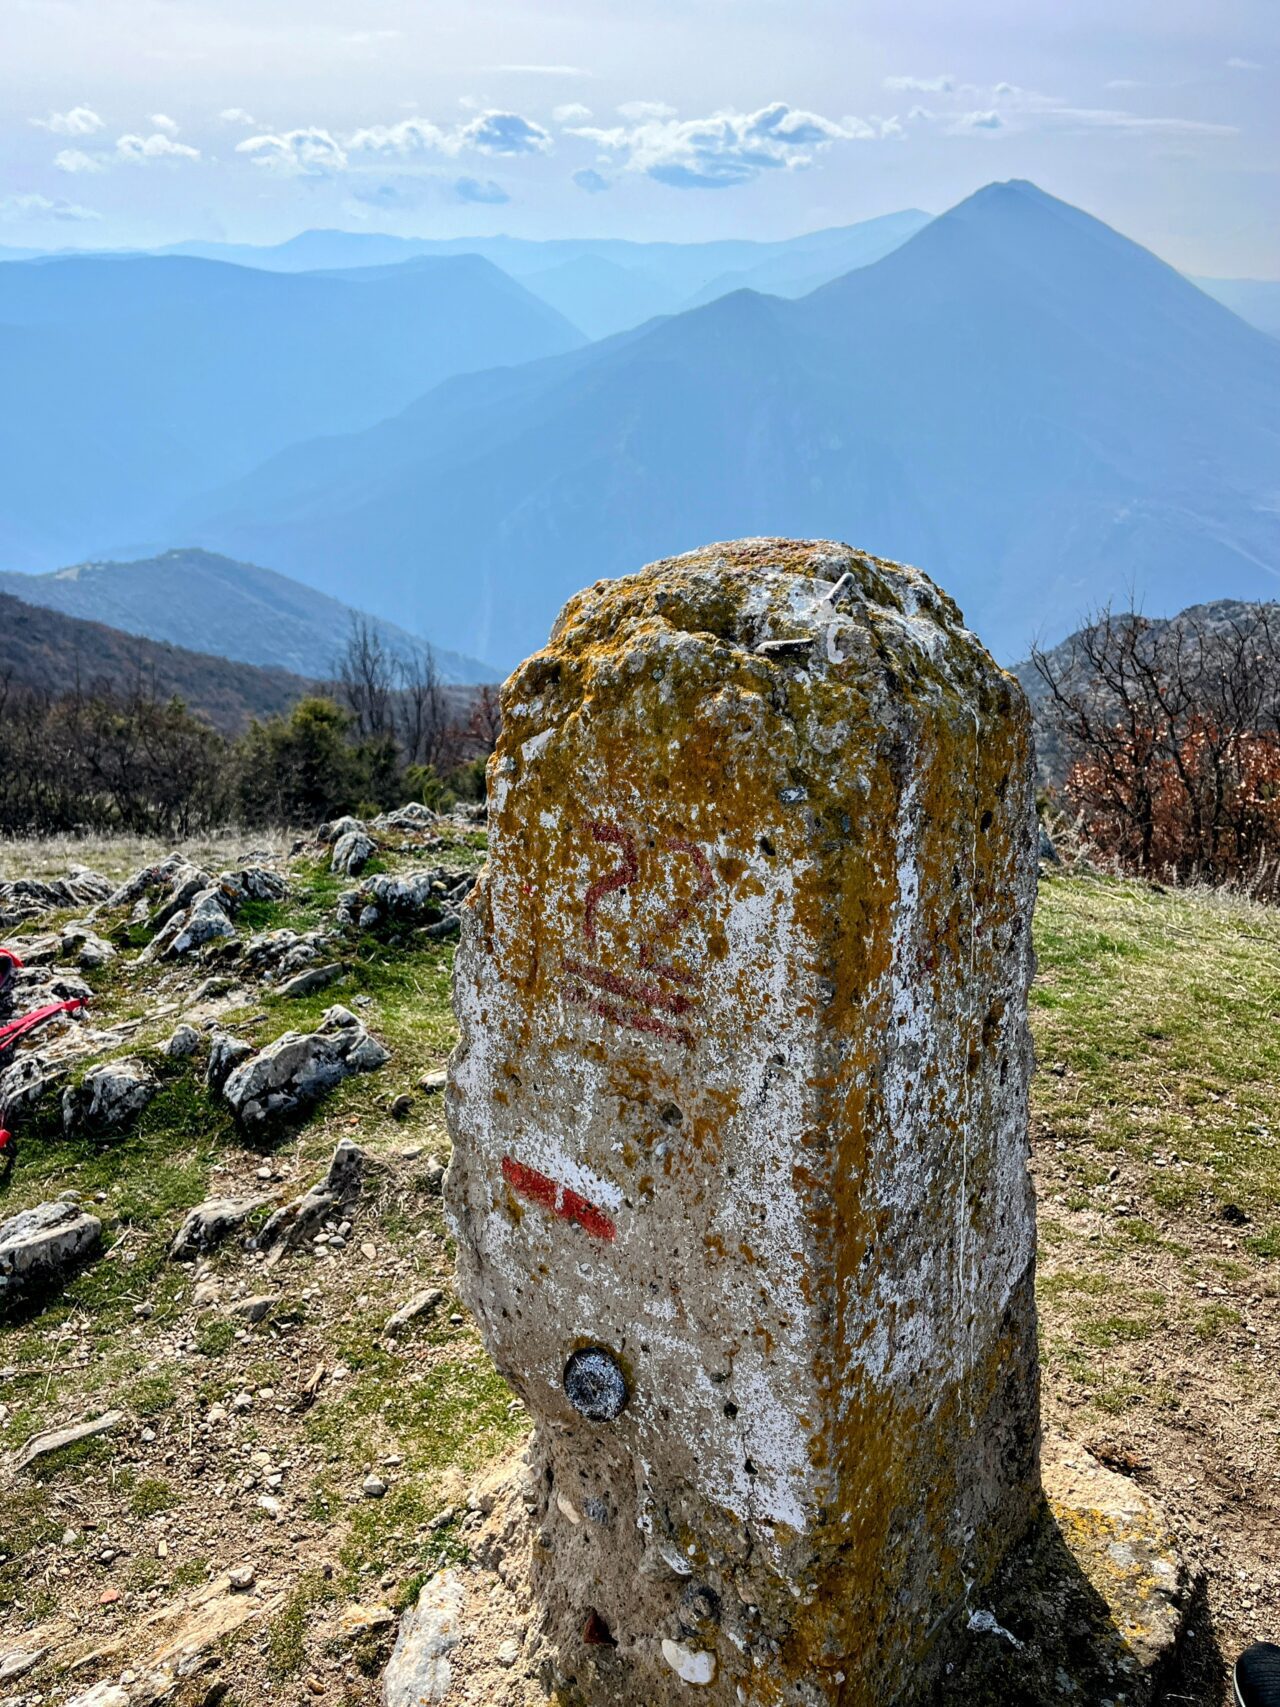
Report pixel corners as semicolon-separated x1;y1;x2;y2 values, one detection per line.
0;807;524;1707
0;829;1275;1707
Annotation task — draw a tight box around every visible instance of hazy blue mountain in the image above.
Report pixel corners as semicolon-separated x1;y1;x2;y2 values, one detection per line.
515;255;684;339
186;181;1280;672
681;210;931;307
0;549;495;683
155;216;932;333
0;252;583;570
1193;277;1280;339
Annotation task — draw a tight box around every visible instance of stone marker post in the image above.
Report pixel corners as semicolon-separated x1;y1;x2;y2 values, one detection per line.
445;539;1040;1705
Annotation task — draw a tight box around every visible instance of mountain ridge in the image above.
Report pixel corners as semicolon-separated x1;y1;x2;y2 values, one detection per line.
0;550;497;684
0;587;315;731
183;179;1280;669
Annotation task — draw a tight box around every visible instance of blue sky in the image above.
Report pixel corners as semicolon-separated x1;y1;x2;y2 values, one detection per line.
4;0;1276;275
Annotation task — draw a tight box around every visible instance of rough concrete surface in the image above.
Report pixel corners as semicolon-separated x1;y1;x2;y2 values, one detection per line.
445;539;1042;1704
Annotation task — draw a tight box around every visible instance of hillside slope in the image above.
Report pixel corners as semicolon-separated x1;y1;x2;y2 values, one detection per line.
187;180;1280;669
0;589;312;729
0;550;495;684
0;253;583;571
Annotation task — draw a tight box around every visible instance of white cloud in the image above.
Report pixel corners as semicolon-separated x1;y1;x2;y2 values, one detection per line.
116;131;201;162
460;110;552;154
54;148;105;174
569;100;883;189
220;107;257;126
236;126;347;175
553;103;592;124
617;100;677;120
0;191;100;223
32;105;104;137
346;117;446;156
884;74;955;93
454;175;509;203
149;113;179;134
348;109;552;159
573;166;610;193
958;110;1004;131
1226;57;1263;70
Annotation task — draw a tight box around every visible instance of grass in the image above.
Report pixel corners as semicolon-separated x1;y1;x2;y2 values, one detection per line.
1033;871;1280;1223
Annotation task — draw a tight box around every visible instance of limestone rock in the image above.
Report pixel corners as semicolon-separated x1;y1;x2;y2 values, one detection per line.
239;928;332;983
205;1032;254;1096
220;1007;389;1129
383;1571;466;1707
0;1198;101;1291
161;1025;201;1059
62;1058;156;1136
170;1196;271;1262
934;1434;1190;1705
0;867;113;930
371;802;439;833
319;814;368;845
252;1137;366;1253
0;1052;66;1127
141;888;236;963
60;923;116;969
64;1681;130;1707
332;830;377;877
446;540;1040;1705
14;1408;122;1470
337;869;475;931
276;964;344;1000
385;1287;444;1335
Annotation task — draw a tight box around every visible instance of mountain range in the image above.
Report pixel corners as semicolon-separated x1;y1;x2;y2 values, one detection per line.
182;180;1280;669
0;251;581;572
0;550;494;684
0;587;312;730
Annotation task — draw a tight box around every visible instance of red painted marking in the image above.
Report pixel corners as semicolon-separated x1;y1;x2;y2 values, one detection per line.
501;1156;617;1241
562;956;698;1018
582;822;638;947
562;981;696;1050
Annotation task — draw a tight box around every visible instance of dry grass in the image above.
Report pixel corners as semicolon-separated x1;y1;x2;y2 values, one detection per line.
0;827;299;885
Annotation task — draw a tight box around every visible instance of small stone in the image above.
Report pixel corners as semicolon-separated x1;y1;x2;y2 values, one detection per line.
226;1294;277;1323
390;1094;413;1120
661;1639;716;1685
100;1587;121;1606
496;1637;521;1667
227;1563;255;1591
419;1069;447;1095
140;1427;156;1443
362;1473;387;1499
231;1390;253;1412
360;1241;377;1259
257;1495;283;1519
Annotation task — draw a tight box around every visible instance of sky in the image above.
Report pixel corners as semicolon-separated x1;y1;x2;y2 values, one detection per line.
4;0;1277;276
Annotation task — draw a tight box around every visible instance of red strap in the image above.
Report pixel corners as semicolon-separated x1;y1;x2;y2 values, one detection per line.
0;998;86;1056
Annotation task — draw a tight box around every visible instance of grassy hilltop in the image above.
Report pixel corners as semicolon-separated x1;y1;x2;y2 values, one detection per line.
0;837;1275;1702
